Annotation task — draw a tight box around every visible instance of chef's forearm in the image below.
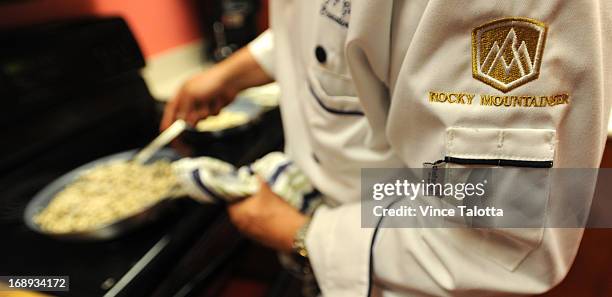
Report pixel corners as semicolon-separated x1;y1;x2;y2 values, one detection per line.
215;47;275;93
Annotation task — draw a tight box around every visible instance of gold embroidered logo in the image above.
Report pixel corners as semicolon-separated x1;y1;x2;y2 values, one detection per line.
472;18;547;93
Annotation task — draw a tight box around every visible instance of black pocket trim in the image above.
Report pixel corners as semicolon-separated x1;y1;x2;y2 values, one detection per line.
444;157;553;168
308;83;364;116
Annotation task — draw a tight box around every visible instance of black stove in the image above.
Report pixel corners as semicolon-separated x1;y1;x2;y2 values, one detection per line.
0;17;242;297
0;16;290;297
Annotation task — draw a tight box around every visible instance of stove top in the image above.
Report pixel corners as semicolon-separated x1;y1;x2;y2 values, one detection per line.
0;16;285;297
1;199;223;297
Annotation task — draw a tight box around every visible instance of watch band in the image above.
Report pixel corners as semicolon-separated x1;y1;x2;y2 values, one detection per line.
293;219;311;258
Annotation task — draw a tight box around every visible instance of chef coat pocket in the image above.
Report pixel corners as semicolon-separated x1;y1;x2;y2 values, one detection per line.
304;65;374;171
441;127;556;271
306;65;363;116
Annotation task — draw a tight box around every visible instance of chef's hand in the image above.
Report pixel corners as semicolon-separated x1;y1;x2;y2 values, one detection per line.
161;67;237;130
228;178;308;253
161;48;274;130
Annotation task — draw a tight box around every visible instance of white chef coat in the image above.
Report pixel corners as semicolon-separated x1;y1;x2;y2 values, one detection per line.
247;1;612;296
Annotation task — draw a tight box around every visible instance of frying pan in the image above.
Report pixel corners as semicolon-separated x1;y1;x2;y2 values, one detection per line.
23;148;183;241
24;96;269;241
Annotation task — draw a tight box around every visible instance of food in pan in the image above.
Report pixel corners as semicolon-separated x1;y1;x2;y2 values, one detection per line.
195;110;249;132
34;160;180;233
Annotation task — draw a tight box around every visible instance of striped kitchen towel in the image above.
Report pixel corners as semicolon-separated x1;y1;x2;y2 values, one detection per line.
173;152;321;214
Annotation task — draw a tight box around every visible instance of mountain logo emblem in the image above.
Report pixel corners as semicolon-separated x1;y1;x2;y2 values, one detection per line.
472;18;547;93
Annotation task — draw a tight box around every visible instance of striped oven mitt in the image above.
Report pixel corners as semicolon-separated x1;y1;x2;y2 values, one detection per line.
172;152;321;215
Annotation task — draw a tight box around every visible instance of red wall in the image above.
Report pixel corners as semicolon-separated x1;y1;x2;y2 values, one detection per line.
0;0;202;58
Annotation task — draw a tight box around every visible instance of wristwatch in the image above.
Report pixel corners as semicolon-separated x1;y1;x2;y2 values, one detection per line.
293;219;311;258
287;219;319;296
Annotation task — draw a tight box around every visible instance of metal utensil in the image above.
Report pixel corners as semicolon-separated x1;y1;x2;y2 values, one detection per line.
133;119;187;164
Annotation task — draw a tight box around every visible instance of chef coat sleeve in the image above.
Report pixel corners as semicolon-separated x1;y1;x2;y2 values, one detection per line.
247;29;276;78
307;1;612;296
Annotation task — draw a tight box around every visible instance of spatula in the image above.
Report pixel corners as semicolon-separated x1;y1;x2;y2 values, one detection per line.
133;119;188;164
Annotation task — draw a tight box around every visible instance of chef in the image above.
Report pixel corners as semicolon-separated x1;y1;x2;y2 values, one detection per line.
162;1;612;296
